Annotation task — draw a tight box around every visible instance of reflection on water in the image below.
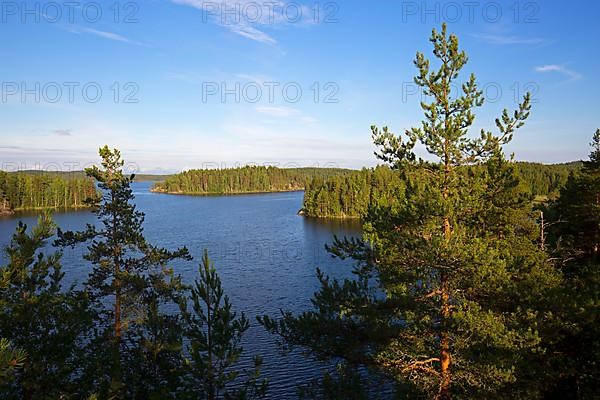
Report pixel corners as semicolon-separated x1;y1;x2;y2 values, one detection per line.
302;215;362;236
0;182;363;398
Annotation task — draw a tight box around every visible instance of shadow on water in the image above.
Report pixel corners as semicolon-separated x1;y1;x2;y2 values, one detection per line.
302;216;362;236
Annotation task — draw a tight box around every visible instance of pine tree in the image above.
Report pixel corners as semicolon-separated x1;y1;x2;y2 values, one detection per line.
0;215;91;399
554;129;600;260
261;24;560;399
179;250;267;400
0;273;26;389
544;129;600;398
55;146;191;396
0;339;25;387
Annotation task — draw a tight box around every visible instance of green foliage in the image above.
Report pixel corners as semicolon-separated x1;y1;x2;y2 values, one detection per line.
302;166;405;218
296;362;408;400
302;162;581;219
262;24;561;399
515;162;581;200
297;363;371;400
553;129;600;260
0;276;26;388
0;215;92;399
0;171;97;211
153;166;348;195
0;339;25;386
180;250;267;400
542;129;600;398
55;146;191;397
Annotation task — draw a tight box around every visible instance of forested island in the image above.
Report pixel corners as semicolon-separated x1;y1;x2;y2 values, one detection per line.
151;166;349;195
0;171;97;215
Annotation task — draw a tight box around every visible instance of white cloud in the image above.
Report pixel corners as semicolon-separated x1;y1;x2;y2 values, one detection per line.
228;24;277;44
66;27;146;46
535;65;582;80
82;28;130;42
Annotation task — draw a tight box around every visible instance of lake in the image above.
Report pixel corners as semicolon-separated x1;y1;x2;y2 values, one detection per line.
0;181;362;398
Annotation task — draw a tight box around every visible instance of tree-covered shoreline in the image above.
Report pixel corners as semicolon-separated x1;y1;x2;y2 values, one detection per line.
0;172;97;214
151;186;305;196
150;162;582;219
151;166;351;195
301;161;583;219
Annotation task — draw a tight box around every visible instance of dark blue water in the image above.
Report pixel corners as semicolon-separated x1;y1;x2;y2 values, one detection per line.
0;182;362;398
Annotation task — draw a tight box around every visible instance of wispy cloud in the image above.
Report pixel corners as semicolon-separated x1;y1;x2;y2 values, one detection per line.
228;24;276;44
535;65;582;80
66;27;146;46
52;129;72;137
82;28;131;42
172;0;317;45
473;33;545;45
173;0;277;44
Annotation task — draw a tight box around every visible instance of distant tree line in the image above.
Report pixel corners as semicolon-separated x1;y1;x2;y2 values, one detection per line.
301;166;406;218
152;162;582;218
152;166;350;195
515;161;582;198
0;171;97;212
301;162;583;219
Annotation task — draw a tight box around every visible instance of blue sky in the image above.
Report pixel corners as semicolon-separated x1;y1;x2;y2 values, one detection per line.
0;0;598;173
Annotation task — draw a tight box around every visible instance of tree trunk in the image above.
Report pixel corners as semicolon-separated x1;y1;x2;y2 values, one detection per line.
111;187;122;391
115;286;122;340
439;135;452;399
439;271;451;400
207;284;215;400
113;187;122;343
439;221;452;400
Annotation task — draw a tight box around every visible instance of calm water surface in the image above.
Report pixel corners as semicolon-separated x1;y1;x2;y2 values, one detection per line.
0;182;362;398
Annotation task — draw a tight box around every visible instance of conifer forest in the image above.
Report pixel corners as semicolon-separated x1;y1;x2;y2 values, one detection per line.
1;19;598;400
